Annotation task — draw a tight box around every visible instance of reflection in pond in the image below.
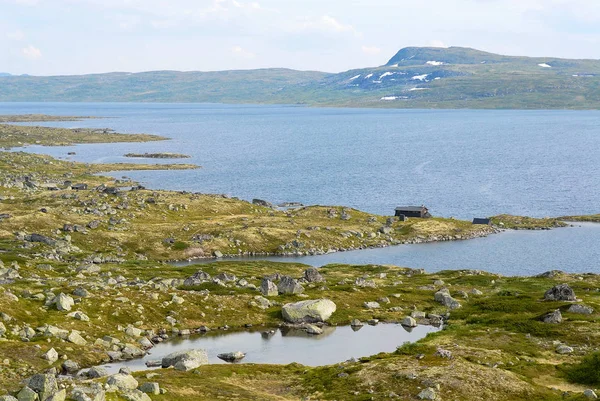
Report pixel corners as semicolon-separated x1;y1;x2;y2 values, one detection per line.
98;323;440;374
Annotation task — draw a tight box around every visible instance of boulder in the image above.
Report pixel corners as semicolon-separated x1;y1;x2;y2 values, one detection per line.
568;304;594;315
544;284;576;301
401;316;418;327
363;301;380;309
277;276;304;295
120;390;151;401
53;293;74;312
16;387;37;401
86;367;108;378
217;351;246;362
46;390;66;401
42;348;59;364
543;309;563;324
350;319;363;327
0;396;18;401
28;374;58;401
434;290;461;310
260;278;278;297
106;373;138;391
556;344;574;354
67;331;87;346
183;270;211;286
161;349;208;371
138;383;160;395
304;324;323;335
584;389;598;399
303;267;324;283
61;360;80;375
281;299;336;323
417;387;438;400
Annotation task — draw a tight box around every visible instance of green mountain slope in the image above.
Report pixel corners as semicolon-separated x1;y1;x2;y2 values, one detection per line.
2;47;600;109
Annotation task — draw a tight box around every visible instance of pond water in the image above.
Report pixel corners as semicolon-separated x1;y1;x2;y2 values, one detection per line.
174;223;600;276
98;324;439;374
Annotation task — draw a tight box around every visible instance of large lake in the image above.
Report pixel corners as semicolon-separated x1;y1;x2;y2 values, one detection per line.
1;102;599;275
2;102;599;219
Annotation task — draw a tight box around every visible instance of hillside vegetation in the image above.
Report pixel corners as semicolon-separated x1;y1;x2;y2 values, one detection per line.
2;47;600;108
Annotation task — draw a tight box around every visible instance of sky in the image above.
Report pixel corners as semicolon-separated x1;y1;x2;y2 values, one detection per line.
2;0;600;76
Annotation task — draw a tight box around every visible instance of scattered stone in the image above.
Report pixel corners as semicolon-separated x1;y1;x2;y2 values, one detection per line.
42;348;59;364
584;389;598;399
543;309;563;324
121;390;151;401
568;304;594;315
304;324;323;335
417;387;438;400
363;301;380;309
28;374;58;401
139;382;160;395
544;284;576;301
53;293;74;312
161;349;208;371
106;373;139;391
217;351;246;362
401;316;418;328
303;267;324;283
434;289;461;309
17;387;37;401
61;360;79;374
350;319;363;327
281;299;336;323
277;276;304;295
556;344;574;354
67;331;87;345
260;278;278;297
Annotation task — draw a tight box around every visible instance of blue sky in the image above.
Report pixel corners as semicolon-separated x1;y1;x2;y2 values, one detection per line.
2;0;600;75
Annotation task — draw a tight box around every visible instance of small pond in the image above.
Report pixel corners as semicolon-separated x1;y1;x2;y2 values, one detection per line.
98;324;439;374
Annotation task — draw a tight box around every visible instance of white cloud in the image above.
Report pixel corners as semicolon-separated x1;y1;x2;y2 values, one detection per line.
6;30;25;40
290;15;360;37
232;45;255;58
361;45;381;55
22;44;42;60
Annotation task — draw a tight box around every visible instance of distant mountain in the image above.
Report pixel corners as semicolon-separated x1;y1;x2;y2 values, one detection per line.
0;73;12;77
1;47;600;109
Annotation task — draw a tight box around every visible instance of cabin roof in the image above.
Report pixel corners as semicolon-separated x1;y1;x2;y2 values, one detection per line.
395;206;427;212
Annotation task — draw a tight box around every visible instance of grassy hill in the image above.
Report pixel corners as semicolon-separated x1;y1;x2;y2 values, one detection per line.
3;46;600;109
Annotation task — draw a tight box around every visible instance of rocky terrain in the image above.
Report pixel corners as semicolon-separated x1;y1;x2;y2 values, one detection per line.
1;116;599;400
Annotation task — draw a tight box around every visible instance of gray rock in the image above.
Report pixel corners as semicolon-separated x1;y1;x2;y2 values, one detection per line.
67;331;87;345
106;373;138;391
281;299;336;323
161;349;208;371
304;324;323;335
434;290;461;310
544;284;576;301
252;296;271;310
46;389;66;401
120;390;151;401
0;395;18;401
53;293;74;312
27;374;58;401
543;309;563;324
183;270;211;286
350;319;363;327
303;267;324;283
584;389;598;399
277;276;304;295
138;382;160;395
217;351;246;362
86;367;108;378
42;348;59;364
17;387;37;401
417;387;438;400
401;316;418;327
556;344;574;354
260;279;278;297
354;277;376;288
363;301;380;309
568;304;594;315
61;360;79;375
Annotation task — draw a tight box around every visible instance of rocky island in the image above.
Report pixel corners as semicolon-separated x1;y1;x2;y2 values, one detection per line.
0;116;599;401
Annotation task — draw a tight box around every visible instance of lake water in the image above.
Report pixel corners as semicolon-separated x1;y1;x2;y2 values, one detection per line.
2;102;599;219
98;324;439;374
175;223;600;276
1;102;599;275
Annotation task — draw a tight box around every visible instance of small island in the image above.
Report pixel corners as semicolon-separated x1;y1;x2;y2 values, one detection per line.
124;152;191;159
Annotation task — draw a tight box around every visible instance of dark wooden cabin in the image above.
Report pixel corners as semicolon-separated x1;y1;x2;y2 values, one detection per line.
472;218;491;225
395;206;430;218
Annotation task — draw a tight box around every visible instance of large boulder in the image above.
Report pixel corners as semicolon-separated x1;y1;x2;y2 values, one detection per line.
277;276;304;295
183;270;211;287
568;304;594;315
17;387;37;401
303;267;324;283
106;373;138;391
161;349;208;371
281;299;336;323
260;279;278;297
544;284;576;301
543;309;563;324
53;293;74;312
27;374;58;401
434;289;461;310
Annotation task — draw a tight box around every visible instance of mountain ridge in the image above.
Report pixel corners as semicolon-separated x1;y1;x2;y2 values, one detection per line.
2;46;600;109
